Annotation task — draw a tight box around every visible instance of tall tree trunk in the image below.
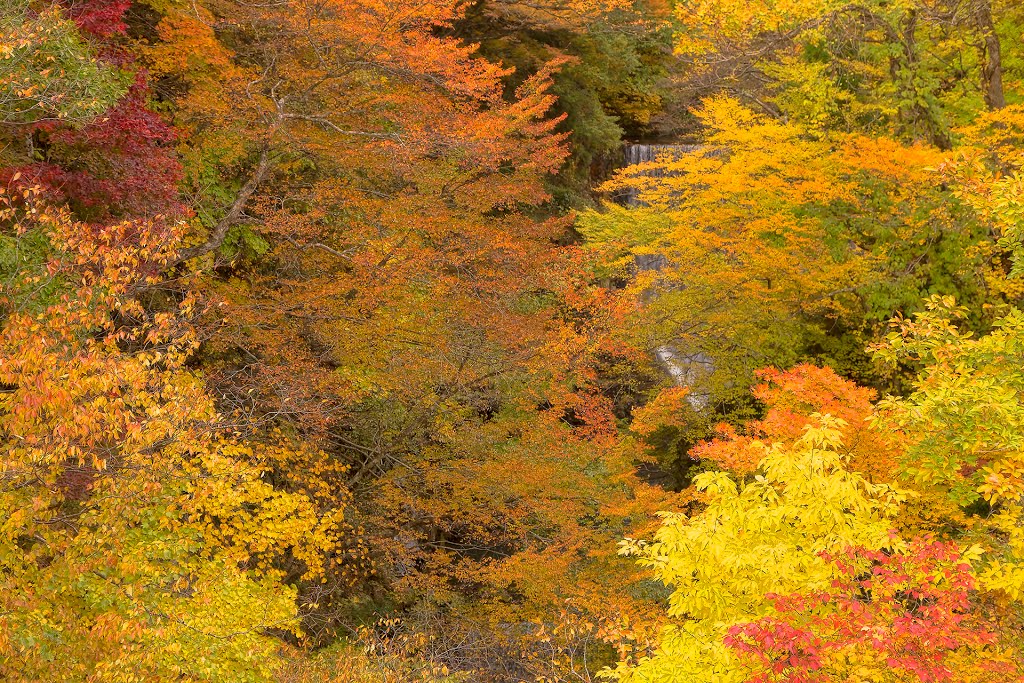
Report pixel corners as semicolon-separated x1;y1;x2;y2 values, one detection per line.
974;0;1005;109
891;10;951;150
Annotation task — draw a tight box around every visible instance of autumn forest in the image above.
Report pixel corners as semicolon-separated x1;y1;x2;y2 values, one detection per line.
3;0;1024;680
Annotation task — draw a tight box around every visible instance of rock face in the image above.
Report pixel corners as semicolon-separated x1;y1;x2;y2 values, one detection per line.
621;143;713;409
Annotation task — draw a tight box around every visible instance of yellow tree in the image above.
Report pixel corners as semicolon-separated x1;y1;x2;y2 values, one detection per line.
872;295;1024;608
610;417;907;682
610;129;1024;682
611;408;1018;682
581;96;971;411
671;0;1018;146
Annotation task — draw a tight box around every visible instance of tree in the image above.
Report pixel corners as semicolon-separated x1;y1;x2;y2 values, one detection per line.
13;77;184;222
610;418;907;682
1;0;183;224
0;186;342;681
609;409;1024;682
450;0;675;197
725;539;1011;683
870;297;1024;613
689;364;898;480
670;0;1015;146
581;96;988;412
121;2;677;677
0;0;127;126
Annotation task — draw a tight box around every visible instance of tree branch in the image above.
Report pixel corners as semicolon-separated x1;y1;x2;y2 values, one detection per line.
173;143;274;265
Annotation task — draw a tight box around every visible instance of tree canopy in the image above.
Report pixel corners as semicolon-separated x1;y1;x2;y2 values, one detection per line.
3;0;1024;680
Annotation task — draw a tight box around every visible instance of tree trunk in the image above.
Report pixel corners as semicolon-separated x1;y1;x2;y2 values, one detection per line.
890;10;951;150
974;0;1005;110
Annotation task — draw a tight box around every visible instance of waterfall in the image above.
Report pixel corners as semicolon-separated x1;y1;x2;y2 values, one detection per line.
654;345;712;410
618;144;715;410
623;143;701;167
618;144;701;206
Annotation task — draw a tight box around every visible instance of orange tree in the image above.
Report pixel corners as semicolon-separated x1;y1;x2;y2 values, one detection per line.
117;0;674;677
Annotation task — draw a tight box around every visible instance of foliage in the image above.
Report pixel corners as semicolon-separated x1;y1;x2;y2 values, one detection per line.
610;418;907;682
119;0;672;677
613;103;1024;680
5;0;1024;680
0;191;341;680
690;364;897;480
725;539;1012;683
670;0;1018;147
15;78;183;222
581;96;991;410
872;297;1024;504
0;0;127;125
453;0;675;199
